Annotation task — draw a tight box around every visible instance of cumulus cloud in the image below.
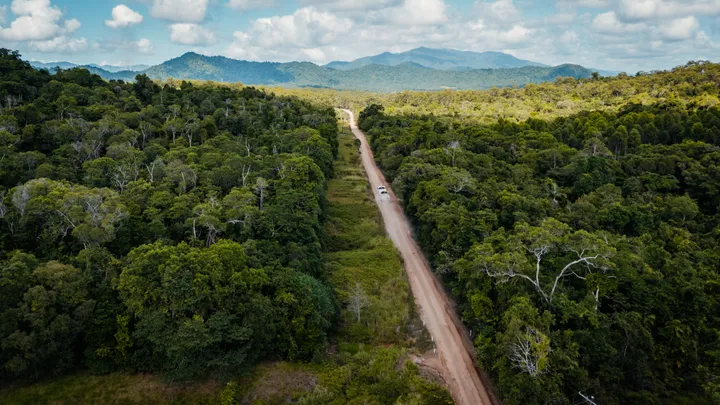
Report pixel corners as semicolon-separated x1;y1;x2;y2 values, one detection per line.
225;0;543;63
617;0;720;22
151;0;209;22
30;35;88;52
556;0;610;7
226;7;359;61
137;38;153;54
475;0;521;24
383;0;448;25
218;0;718;72
660;16;700;41
238;8;352;49
64;18;80;32
0;0;87;54
300;0;401;11
227;0;276;10
169;23;215;45
105;5;143;28
0;0;64;41
592;11;647;34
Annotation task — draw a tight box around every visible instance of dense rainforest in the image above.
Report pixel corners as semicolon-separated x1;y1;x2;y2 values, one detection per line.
359;67;720;404
0;49;453;405
0;47;344;382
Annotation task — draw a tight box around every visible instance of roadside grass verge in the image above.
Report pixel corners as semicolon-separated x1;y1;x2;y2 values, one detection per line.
0;373;220;405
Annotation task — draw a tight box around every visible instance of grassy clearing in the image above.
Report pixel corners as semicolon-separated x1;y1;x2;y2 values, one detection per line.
0;373;220;405
231;128;449;404
325;130;413;344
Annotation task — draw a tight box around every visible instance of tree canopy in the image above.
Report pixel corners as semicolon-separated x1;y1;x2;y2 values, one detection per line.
0;49;340;382
360;85;720;404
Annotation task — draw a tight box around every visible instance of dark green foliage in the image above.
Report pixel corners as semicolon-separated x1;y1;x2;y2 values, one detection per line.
0;49;339;382
360;90;720;404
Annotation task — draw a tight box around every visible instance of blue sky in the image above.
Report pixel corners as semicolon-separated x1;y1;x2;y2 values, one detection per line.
0;0;718;72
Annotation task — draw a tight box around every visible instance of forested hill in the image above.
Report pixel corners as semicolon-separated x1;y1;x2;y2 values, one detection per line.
358;69;720;403
324;47;547;71
36;51;598;91
0;48;341;382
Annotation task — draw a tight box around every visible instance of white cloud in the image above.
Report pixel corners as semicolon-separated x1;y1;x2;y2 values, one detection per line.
300;0;401;11
226;7;357;61
465;21;534;47
386;0;448;25
0;0;82;47
545;12;576;25
151;0;209;22
302;47;326;62
556;0;610;7
137;38;153;54
475;0;520;23
618;0;720;21
0;0;63;41
244;7;352;49
105;5;143;28
592;11;648;34
169;23;215;45
617;0;658;21
227;0;275;10
660;16;700;41
29;35;88;52
211;0;719;73
0;6;7;25
64;18;80;32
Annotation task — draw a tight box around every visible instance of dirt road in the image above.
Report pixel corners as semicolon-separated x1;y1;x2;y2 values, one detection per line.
341;110;497;405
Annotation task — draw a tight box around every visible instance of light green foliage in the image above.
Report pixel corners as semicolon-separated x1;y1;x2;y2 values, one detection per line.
272;60;720;124
220;382;237;405
324;131;411;344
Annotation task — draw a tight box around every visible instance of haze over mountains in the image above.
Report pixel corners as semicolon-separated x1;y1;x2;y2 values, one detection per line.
30;47;608;92
30;61;150;73
325;47;548;71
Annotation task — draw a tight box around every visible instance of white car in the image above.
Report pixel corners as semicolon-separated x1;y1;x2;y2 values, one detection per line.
377;186;386;191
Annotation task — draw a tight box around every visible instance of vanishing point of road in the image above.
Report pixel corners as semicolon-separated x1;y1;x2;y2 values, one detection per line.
342;109;498;405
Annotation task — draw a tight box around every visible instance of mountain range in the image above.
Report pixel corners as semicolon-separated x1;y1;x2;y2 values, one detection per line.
30;48;611;92
30;61;149;73
325;47;547;71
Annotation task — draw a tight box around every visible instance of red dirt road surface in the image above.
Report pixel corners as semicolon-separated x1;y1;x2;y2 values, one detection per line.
342;110;498;405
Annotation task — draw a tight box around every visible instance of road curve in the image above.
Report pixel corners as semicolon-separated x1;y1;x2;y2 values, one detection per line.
341;109;498;405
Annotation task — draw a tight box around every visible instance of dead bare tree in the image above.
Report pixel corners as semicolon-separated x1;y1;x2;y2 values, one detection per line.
256;177;268;211
139;122;153;149
144;157;165;183
112;165;132;193
444;140;461;167
509;327;549;377
0;192;7;219
347;283;369;323
241;165;252;187
11;185;30;217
